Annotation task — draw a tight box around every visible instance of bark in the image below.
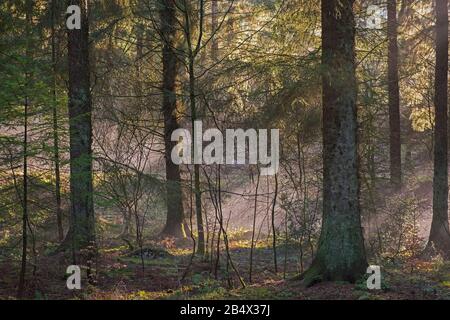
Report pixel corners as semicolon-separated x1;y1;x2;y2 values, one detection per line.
135;25;143;99
51;0;64;242
182;0;206;255
388;0;402;188
159;0;187;238
302;0;367;286
191;83;205;254
17;0;33;299
271;174;279;273
428;0;450;258
211;0;218;61
249;168;260;283
18;95;28;299
66;0;96;264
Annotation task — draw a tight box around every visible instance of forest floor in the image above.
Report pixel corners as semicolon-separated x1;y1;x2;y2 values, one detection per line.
0;235;449;300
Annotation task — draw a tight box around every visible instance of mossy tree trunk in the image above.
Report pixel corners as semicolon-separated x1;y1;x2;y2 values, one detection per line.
302;0;367;286
66;0;96;268
428;0;450;258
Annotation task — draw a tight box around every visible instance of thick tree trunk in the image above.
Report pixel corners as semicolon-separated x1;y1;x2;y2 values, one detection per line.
428;0;450;258
159;0;187;239
388;0;402;188
302;0;367;286
66;0;96;265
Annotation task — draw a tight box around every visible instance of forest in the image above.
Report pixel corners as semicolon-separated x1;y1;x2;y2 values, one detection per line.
0;0;449;301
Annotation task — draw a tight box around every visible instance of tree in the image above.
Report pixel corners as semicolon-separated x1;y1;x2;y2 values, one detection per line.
211;0;218;60
388;0;402;188
159;0;187;238
301;0;367;285
51;0;64;242
428;0;450;257
17;0;33;299
66;0;96;269
180;0;206;255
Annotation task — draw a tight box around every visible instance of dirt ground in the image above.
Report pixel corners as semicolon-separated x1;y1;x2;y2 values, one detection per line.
0;238;449;300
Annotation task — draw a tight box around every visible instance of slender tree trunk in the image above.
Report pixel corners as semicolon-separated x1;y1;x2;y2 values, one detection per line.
302;0;367;286
135;24;143;100
18;89;29;300
18;97;29;299
51;0;64;242
66;0;96;271
17;0;33;299
388;0;402;188
428;0;450;257
271;174;279;273
190;68;205;255
182;0;206;255
211;0;218;61
160;0;187;238
249;168;260;283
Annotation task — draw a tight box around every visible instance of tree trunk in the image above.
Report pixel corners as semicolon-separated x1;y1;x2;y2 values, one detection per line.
428;0;450;258
211;0;218;61
66;0;96;267
17;0;33;299
388;0;402;188
190;69;205;254
18;97;29;299
182;0;206;255
302;0;367;286
271;174;279;273
159;0;187;239
51;0;64;242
